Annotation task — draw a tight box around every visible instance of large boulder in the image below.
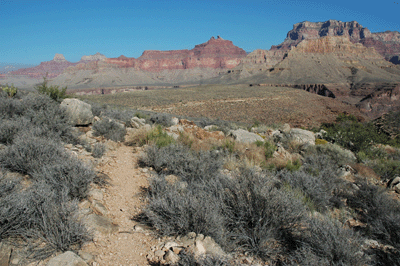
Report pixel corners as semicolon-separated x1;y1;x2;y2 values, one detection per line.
46;251;88;266
229;129;263;144
61;99;94;126
287;128;316;145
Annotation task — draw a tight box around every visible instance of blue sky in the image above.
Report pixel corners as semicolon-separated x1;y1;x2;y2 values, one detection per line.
1;0;400;65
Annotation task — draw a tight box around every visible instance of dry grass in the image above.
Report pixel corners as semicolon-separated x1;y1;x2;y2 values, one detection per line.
125;127;152;147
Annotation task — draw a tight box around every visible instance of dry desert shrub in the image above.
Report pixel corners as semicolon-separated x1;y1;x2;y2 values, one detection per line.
234;142;266;165
350;163;380;181
285;139;305;154
92;118;127;142
125;126;151;146
91;143;106;158
0;91;93;262
223;154;240;171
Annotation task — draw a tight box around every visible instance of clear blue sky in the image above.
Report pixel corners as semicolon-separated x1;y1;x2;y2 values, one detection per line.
1;0;399;65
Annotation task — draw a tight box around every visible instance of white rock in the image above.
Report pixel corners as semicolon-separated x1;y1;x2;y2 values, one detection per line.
229;129;263;144
171;117;179;126
46;251;88;266
61;98;94;126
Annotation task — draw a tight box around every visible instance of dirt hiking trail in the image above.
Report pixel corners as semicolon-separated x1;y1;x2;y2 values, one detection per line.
81;145;157;266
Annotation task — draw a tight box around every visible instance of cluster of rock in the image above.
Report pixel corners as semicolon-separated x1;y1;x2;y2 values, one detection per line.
146;232;227;265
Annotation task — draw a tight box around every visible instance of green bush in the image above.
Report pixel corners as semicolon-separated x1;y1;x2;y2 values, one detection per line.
370;159;400;181
255;140;276;159
285;159;301;172
315;138;328;145
35;77;68;102
220;139;236;153
1;84;18;98
321;114;394;161
146;125;175;148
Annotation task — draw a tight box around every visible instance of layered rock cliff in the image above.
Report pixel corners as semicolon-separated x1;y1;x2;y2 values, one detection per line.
223;36;398;85
274;20;400;64
65;36;246;73
236;20;400;74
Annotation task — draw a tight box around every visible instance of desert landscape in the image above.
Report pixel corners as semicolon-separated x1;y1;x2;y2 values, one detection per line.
2;1;400;265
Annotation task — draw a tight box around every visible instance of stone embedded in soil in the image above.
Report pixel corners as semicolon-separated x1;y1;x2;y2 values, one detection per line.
84;213;119;235
90;200;108;216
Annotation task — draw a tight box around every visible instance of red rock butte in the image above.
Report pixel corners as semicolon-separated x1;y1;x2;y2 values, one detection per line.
103;36;247;71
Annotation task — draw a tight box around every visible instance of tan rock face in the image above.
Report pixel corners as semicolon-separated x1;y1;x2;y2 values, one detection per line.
292;36;385;61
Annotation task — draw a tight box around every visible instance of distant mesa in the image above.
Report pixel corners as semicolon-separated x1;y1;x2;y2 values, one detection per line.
9;54;76;79
53;53;67;62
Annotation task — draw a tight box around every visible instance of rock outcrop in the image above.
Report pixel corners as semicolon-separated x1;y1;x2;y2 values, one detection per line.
228;129;263;144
